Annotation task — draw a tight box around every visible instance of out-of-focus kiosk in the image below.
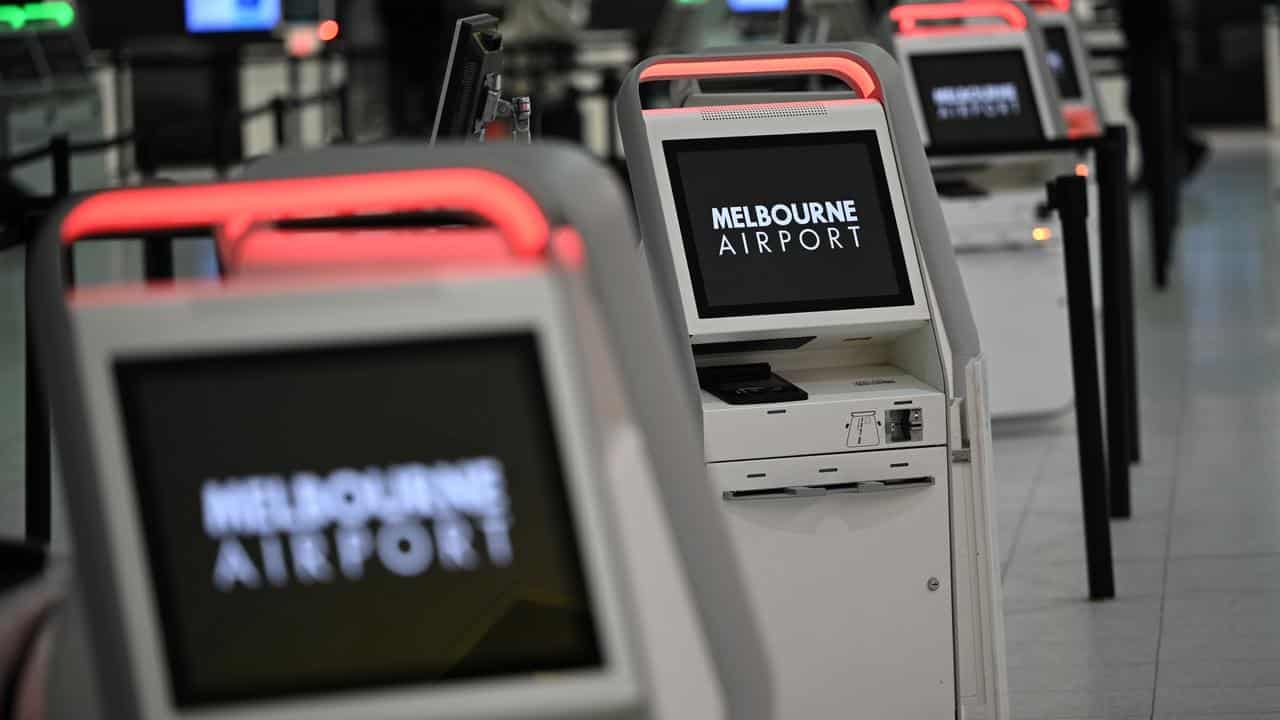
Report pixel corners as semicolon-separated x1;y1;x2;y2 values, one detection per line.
618;45;1009;719
1010;0;1104;139
27;146;773;719
884;1;1085;418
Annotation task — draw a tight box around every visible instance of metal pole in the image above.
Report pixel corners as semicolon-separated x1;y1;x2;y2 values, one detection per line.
1150;64;1177;288
287;54;302;144
23;136;72;544
1048;174;1116;600
50;134;70;197
1112;127;1143;465
271;96;289;150
782;0;802;43
1097;127;1135;518
213;111;229;180
143;237;174;280
52;134;75;284
337;83;352;143
24;217;51;544
1268;3;1280;132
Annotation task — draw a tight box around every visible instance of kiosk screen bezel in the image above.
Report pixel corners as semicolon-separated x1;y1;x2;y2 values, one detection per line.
1042;25;1083;102
908;48;1046;148
64;273;640;720
662;130;916;319
642;99;932;341
114;332;603;707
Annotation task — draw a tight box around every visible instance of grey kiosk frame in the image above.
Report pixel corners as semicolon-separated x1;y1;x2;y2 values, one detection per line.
29;145;774;720
617;44;1010;720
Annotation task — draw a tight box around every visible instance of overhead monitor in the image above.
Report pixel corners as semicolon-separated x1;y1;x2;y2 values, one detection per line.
727;0;788;12
114;332;600;707
431;14;503;143
909;50;1045;148
1041;25;1081;101
185;0;281;34
663;131;913;319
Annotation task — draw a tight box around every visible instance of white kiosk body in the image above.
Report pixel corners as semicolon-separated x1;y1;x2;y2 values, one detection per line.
30;150;775;720
618;46;1010;720
887;1;1091;418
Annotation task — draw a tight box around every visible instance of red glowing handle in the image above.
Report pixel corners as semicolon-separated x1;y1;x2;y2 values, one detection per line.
637;53;881;101
59;168;552;258
891;1;1028;36
1022;0;1071;12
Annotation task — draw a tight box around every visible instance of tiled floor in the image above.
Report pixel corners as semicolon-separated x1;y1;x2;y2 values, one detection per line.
996;131;1280;720
1;132;1278;718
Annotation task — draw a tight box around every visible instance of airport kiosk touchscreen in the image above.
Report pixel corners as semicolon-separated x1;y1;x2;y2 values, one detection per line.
889;1;1063;148
1042;25;1082;101
910;49;1045;147
663;131;914;318
647;99;930;341
116;333;599;706
1027;2;1103;138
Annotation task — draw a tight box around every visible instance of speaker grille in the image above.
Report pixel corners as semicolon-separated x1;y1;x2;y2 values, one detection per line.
698;104;828;121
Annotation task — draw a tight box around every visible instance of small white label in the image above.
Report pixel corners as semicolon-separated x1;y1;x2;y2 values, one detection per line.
847;411;882;448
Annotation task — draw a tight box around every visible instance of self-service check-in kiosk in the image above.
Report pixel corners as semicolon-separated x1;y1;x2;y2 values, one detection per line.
28;146;772;720
889;1;1065;151
618;45;1009;719
885;1;1090;418
1017;0;1104;140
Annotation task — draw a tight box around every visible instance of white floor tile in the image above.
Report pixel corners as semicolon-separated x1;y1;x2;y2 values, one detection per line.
1159;592;1280;662
1165;556;1280;595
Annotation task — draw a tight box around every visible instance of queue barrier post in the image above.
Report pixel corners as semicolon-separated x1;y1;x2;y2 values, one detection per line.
1097;125;1137;520
22;134;68;544
1048;173;1116;600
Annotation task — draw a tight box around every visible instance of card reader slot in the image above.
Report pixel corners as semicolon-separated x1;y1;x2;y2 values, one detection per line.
723;476;934;502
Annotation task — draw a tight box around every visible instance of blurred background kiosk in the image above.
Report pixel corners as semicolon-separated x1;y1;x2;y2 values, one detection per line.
1017;0;1104;139
882;0;1088;419
617;44;1008;719
23;146;773;719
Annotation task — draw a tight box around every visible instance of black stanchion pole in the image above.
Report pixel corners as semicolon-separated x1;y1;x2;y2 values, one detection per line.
143;236;174;280
50;134;70;196
1048;174;1116;600
1120;140;1142;465
782;0;802;43
139;130;175;280
213;115;228;180
51;134;75;286
1097;127;1134;519
271;96;289;150
337;83;352;142
24;135;72;543
24;239;51;544
1150;65;1177;288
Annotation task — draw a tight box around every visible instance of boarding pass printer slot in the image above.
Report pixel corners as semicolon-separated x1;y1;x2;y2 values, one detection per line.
724;476;935;501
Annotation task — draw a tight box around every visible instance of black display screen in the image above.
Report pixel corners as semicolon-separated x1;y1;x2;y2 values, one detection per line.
116;334;601;707
663;131;914;319
910;50;1045;149
1043;26;1083;101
